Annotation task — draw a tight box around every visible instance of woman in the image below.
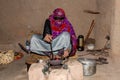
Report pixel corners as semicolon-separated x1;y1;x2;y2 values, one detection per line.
30;8;77;59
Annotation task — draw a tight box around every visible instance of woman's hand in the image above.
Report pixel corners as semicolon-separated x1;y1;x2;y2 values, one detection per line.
44;34;52;43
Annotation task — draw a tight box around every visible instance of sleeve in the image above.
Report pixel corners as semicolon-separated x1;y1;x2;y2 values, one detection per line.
43;19;52;39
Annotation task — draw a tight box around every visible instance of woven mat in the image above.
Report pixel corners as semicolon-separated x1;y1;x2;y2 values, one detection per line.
25;53;49;64
25;52;78;64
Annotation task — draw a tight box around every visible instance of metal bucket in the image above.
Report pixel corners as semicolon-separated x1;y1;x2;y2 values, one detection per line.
78;58;96;76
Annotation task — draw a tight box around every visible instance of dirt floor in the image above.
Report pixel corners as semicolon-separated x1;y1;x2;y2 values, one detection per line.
84;58;120;80
0;53;28;80
0;51;120;80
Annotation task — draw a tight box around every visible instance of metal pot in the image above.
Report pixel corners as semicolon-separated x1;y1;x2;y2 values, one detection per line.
77;58;97;76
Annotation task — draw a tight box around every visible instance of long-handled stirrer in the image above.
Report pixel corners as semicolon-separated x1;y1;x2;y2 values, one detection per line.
50;42;54;60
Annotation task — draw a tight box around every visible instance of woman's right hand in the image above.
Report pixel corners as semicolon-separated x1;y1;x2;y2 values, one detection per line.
43;34;52;43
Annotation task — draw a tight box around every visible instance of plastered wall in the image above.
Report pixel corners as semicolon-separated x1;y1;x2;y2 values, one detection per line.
95;0;114;49
111;0;120;58
95;0;120;62
0;0;97;50
0;0;120;62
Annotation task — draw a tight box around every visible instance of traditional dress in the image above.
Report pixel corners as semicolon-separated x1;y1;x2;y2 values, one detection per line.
30;8;77;56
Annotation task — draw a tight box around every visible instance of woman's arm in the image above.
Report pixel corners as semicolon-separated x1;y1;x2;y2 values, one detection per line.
43;19;52;42
43;19;52;38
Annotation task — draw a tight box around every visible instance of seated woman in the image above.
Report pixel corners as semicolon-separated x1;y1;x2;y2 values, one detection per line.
30;8;77;59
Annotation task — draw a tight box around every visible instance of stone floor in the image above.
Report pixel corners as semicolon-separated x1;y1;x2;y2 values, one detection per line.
0;51;120;80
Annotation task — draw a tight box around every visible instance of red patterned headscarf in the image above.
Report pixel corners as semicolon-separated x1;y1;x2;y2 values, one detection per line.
49;8;77;56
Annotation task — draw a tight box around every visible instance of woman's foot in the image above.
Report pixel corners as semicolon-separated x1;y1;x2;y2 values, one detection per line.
63;50;69;58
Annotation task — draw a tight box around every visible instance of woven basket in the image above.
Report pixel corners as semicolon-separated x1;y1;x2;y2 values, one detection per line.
0;50;14;64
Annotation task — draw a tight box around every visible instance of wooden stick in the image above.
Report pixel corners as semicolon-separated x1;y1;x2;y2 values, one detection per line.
85;20;95;42
50;43;54;60
18;43;29;54
84;10;100;14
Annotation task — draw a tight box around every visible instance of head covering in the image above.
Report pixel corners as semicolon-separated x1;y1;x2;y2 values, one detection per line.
53;8;65;18
49;8;71;38
49;8;77;56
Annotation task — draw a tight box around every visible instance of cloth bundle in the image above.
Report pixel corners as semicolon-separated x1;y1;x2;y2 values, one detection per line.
0;50;14;64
